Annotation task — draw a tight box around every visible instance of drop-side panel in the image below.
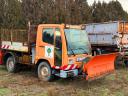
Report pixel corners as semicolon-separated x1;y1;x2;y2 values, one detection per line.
0;26;37;52
1;41;28;52
86;21;128;48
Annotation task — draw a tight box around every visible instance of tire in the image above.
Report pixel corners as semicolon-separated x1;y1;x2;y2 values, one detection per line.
124;60;128;67
114;56;123;69
37;62;54;82
6;56;17;73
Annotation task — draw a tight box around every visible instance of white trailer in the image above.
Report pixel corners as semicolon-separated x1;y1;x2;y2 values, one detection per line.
85;21;128;66
85;21;128;53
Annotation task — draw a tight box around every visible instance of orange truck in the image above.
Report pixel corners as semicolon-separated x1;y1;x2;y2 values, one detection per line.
0;23;117;81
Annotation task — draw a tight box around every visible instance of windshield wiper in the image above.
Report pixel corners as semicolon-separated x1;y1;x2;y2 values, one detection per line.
76;47;88;54
69;46;76;56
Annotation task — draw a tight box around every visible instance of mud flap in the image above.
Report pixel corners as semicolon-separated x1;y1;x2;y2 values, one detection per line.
83;53;117;80
0;50;3;65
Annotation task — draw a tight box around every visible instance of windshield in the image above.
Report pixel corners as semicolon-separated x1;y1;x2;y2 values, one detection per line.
65;29;91;55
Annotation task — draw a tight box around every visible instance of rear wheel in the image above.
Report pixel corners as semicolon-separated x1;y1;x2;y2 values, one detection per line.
38;62;54;81
6;56;17;73
124;60;128;67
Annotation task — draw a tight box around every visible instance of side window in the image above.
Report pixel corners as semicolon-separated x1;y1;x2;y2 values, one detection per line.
55;28;62;49
42;28;54;45
54;28;62;66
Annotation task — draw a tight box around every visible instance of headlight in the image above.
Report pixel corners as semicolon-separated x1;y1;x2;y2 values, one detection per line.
76;57;86;62
68;59;74;65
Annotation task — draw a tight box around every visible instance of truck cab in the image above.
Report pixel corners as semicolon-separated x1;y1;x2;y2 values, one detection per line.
35;24;91;81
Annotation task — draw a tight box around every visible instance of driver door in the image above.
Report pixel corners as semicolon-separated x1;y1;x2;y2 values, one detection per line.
36;26;62;67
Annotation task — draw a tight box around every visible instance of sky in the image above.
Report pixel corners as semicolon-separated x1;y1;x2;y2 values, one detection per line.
87;0;128;12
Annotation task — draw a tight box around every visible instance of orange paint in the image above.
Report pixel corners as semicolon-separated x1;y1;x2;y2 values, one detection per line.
83;53;117;80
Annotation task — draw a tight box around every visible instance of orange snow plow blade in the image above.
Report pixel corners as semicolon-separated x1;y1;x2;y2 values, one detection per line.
83;53;117;81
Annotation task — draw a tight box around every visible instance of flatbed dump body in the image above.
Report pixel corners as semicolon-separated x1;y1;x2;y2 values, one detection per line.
0;26;37;53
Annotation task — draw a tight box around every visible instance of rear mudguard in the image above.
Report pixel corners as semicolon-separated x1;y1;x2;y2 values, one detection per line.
83;53;118;80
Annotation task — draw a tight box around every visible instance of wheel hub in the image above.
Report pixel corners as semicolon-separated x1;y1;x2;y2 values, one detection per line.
41;66;49;77
8;60;14;69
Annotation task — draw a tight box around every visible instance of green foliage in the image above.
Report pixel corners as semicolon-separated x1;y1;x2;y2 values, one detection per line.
0;0;24;28
0;0;128;28
0;88;11;96
91;0;128;22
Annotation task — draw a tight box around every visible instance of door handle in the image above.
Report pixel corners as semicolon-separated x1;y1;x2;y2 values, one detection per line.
55;47;60;50
39;45;45;47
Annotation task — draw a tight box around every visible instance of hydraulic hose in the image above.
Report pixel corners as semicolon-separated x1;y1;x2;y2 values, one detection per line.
79;57;91;74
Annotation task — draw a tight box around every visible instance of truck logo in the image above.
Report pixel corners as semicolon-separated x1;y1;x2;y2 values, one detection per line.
47;48;52;56
45;46;54;58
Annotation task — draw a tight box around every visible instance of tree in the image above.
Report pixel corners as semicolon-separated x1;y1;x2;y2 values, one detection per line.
22;0;43;25
0;0;4;27
107;0;128;21
0;0;128;27
91;0;128;22
1;0;23;28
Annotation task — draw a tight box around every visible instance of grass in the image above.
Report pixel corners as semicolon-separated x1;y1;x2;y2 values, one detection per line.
0;65;128;96
0;88;11;96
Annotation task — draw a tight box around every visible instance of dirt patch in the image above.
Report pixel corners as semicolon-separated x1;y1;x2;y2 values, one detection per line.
0;65;128;96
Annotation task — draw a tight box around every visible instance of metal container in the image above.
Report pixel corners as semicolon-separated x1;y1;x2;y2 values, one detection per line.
85;21;128;48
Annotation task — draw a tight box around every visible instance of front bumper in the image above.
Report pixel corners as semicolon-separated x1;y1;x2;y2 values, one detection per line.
59;69;78;78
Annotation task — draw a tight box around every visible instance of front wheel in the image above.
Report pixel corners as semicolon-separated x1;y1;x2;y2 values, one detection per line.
37;62;54;82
